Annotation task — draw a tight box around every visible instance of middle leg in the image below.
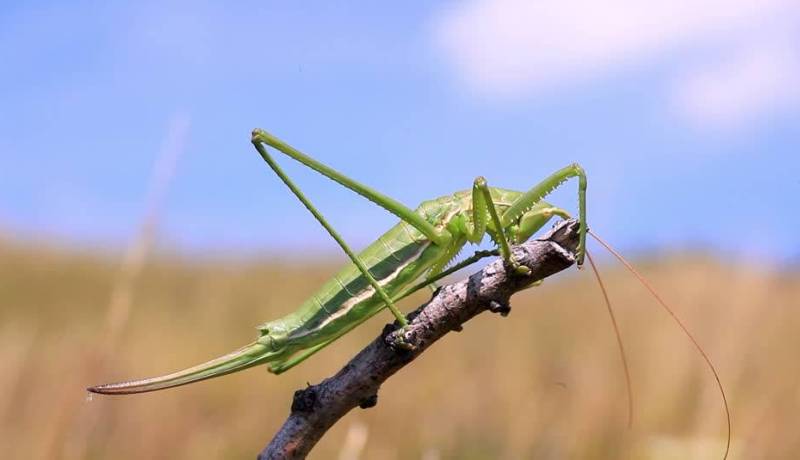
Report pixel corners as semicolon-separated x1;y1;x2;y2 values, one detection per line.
470;177;531;274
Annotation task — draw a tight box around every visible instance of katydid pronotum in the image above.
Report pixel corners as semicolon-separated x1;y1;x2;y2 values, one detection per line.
89;129;730;458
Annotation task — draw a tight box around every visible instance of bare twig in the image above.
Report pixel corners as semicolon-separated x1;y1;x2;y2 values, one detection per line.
259;219;581;460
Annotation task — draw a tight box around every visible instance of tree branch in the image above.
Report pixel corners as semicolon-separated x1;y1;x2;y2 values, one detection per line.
258;219;581;460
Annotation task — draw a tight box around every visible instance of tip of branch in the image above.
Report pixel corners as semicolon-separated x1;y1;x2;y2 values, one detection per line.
539;218;580;255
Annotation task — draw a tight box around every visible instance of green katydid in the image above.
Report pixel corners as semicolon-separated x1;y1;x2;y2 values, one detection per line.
88;129;729;458
89;128;587;392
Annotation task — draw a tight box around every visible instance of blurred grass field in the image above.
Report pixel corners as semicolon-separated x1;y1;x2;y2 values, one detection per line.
1;235;798;459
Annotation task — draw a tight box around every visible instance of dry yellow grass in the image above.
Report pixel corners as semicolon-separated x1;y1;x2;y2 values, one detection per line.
1;237;798;459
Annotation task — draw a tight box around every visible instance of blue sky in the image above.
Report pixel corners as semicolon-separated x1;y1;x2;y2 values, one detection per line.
1;1;798;262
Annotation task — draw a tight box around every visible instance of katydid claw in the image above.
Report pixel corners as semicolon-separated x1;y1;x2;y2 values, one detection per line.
513;263;531;275
388;325;416;351
507;256;531;275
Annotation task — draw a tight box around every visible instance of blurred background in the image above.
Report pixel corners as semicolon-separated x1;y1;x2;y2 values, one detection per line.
1;1;799;458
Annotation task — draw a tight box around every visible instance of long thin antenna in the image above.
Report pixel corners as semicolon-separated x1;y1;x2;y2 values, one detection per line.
586;249;634;429
588;230;730;460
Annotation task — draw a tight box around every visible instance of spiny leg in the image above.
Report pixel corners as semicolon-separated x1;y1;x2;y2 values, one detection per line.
501;164;587;265
470;177;529;274
396;249;500;301
251;137;409;327
252;129;450;247
423;234;468;292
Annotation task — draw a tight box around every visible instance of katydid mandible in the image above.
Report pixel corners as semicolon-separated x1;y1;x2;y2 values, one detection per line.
88;128;587;393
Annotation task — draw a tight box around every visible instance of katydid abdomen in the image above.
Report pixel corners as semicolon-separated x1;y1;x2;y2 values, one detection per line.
88;194;473;394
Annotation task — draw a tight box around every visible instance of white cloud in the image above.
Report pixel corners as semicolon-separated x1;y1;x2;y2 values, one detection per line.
434;0;800;128
672;38;800;129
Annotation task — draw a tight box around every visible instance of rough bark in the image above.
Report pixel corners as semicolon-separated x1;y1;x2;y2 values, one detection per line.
259;219;581;460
